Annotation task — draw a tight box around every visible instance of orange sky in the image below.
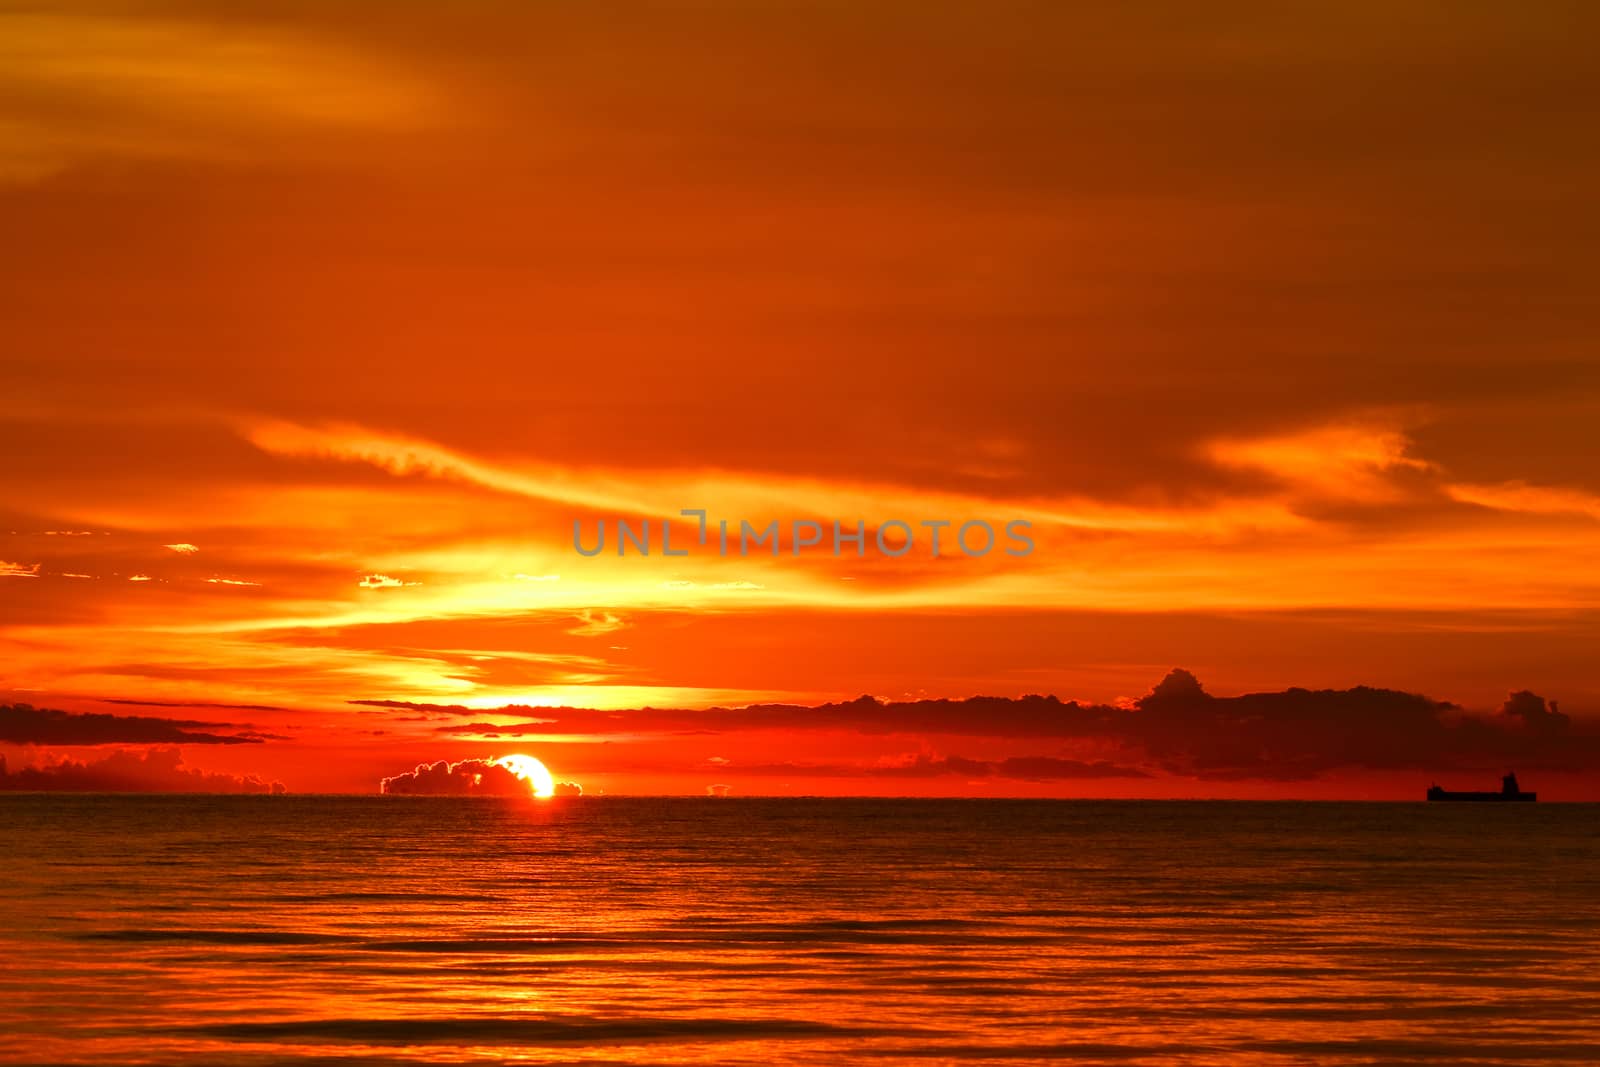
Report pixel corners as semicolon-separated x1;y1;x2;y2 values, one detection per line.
2;2;1598;796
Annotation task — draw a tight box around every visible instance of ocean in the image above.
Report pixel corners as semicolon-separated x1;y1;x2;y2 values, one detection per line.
3;796;1597;1065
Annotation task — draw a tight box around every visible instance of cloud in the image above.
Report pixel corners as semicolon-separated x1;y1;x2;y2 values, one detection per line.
242;419;1297;542
0;748;284;793
0;703;277;745
0;11;440;181
1498;690;1571;736
1447;482;1600;521
1;560;41;578
164;543;199;554
419;692;1118;741
379;758;532;795
730;753;1150;781
552;780;583;796
1206;420;1435;502
568;609;626;637
1123;670;1594;780
386;668;1600;781
990;756;1149;781
103;698;286;712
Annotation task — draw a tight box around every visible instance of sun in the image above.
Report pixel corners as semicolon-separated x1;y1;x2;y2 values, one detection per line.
494;754;555;798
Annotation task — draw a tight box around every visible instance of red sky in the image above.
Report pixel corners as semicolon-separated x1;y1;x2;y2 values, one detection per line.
2;2;1598;796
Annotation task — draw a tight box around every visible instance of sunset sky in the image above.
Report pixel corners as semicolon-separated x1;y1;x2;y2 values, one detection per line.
3;2;1598;796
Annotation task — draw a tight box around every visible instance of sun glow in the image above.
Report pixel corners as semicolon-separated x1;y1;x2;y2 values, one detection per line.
494;754;555;798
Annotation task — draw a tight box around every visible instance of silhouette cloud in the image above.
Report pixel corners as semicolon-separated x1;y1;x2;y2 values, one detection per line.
0;748;285;793
726;753;1150;781
0;703;277;745
364;669;1599;782
402;693;1124;741
1497;690;1571;736
379;758;536;795
1122;671;1598;779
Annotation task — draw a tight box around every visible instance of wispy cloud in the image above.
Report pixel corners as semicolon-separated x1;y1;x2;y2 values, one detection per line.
0;12;441;181
1447;481;1600;521
568;610;626;637
1207;418;1436;503
0;702;276;745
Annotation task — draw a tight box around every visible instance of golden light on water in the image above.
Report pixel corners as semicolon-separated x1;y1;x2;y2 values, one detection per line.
493;755;555;798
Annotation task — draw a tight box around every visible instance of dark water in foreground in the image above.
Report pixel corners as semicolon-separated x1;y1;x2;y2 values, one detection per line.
3;797;1598;1065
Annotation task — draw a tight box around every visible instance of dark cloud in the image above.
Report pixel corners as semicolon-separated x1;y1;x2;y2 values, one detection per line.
400;694;1121;740
375;669;1599;782
729;754;1150;781
1497;690;1571;736
104;699;287;712
0;748;285;793
0;703;281;745
1124;673;1593;780
379;758;536;796
993;756;1148;782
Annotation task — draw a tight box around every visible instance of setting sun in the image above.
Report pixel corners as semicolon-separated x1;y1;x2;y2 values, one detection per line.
493;754;555;798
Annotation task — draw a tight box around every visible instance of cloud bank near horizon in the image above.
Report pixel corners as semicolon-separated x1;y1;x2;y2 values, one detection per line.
356;670;1597;783
0;748;284;793
379;757;583;797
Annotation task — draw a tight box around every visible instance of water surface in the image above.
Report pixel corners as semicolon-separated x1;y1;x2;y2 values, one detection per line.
3;796;1598;1064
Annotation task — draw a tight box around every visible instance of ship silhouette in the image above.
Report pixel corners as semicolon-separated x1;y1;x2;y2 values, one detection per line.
1427;771;1536;802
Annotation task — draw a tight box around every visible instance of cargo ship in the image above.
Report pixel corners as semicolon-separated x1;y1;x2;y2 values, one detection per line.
1427;771;1536;802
